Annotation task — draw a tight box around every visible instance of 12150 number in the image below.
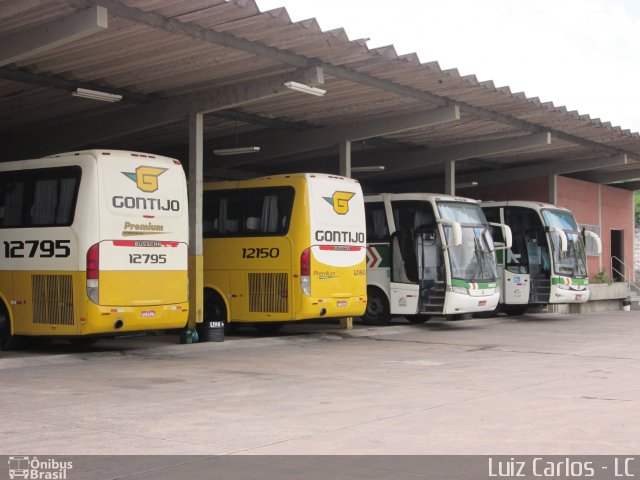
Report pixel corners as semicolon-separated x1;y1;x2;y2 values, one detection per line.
242;247;280;259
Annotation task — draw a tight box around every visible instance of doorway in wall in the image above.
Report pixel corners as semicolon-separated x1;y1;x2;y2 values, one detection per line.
611;229;625;282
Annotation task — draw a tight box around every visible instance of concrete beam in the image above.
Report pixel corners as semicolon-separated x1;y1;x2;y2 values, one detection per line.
0;67;152;103
361;132;552;180
8;67;323;157
0;6;108;66
572;164;640;184
467;154;628;187
215;106;460;169
608;181;640;191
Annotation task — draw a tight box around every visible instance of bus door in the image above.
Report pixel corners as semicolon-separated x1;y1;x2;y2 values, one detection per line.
524;229;551;303
495;225;530;305
389;229;420;315
414;225;445;310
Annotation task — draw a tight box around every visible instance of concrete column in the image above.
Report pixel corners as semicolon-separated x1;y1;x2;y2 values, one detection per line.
598;184;603;271
339;140;351;177
548;174;557;205
338;140;353;330
444;160;455;195
188;112;204;330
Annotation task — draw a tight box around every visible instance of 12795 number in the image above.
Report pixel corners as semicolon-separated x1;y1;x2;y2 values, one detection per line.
3;240;71;258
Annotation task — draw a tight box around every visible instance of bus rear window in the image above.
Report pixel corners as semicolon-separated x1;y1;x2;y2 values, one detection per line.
0;167;81;228
203;186;294;237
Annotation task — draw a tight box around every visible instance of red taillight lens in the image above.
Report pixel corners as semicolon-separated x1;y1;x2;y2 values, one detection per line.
300;247;310;276
86;243;100;279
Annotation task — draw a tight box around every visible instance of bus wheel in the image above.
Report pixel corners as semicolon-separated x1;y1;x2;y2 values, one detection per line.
362;288;391;325
68;337;99;347
0;308;19;351
503;305;528;316
200;291;234;338
405;315;430;324
254;322;284;334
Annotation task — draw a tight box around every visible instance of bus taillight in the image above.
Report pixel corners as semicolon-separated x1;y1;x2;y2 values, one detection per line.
300;247;311;296
86;243;100;304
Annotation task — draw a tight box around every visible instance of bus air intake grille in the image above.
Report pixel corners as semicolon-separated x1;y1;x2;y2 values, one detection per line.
248;272;288;313
32;275;74;325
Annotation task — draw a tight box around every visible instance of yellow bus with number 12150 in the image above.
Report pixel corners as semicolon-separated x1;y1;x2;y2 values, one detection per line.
201;173;367;332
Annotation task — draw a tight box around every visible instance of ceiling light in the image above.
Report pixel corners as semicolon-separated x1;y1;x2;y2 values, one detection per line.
213;146;261;156
283;81;326;97
456;181;479;188
351;166;385;173
72;88;122;103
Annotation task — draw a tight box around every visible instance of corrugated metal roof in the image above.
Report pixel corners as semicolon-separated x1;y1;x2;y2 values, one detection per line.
1;0;639;188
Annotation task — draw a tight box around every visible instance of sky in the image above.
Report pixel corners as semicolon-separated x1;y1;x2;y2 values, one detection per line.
255;0;640;134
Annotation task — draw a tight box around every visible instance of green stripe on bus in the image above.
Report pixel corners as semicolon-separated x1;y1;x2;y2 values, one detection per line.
551;276;589;286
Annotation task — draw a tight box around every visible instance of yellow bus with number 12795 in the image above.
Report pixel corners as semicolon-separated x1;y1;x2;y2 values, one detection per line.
0;150;189;349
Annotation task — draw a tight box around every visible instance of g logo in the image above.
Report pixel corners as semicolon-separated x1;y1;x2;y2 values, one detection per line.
323;191;355;215
122;166;167;193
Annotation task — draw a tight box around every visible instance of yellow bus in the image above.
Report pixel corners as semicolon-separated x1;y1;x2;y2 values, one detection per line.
201;173;367;332
0;150;189;348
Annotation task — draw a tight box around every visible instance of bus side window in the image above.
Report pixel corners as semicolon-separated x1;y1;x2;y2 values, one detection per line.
365;202;389;242
0;174;25;227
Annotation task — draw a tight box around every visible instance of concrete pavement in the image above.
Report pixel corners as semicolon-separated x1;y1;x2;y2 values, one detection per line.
1;311;639;456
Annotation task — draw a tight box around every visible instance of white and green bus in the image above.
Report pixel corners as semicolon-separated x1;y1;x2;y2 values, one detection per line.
481;201;601;315
363;193;511;325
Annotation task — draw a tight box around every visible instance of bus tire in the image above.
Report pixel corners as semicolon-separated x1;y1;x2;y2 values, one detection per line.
503;305;528;316
0;305;19;351
362;287;391;325
200;290;233;339
405;315;430;324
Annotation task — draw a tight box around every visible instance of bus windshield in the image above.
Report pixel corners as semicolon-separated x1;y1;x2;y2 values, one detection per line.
542;209;588;278
541;209;579;231
437;202;498;282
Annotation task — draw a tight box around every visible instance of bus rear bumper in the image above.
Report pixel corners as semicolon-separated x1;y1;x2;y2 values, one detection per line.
295;295;367;320
81;303;189;335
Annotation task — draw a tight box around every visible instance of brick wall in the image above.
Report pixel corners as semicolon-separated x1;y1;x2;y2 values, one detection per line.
556;176;601;275
460;176;549;203
600;183;634;281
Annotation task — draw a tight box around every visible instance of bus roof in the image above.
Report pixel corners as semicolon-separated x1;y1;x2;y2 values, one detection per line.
43;149;181;163
479;200;572;213
365;192;480;204
204;172;361;190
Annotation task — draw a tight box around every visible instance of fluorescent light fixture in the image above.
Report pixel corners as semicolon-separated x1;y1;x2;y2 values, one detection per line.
72;88;122;103
456;181;478;188
351;166;386;173
283;81;326;97
213;146;261;156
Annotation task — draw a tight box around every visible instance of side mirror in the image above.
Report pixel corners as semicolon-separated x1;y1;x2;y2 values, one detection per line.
489;222;513;250
584;230;602;255
439;220;462;247
547;226;568;252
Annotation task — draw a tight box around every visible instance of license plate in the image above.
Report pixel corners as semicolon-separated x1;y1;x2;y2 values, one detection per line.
337;300;347;307
576;294;582;301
